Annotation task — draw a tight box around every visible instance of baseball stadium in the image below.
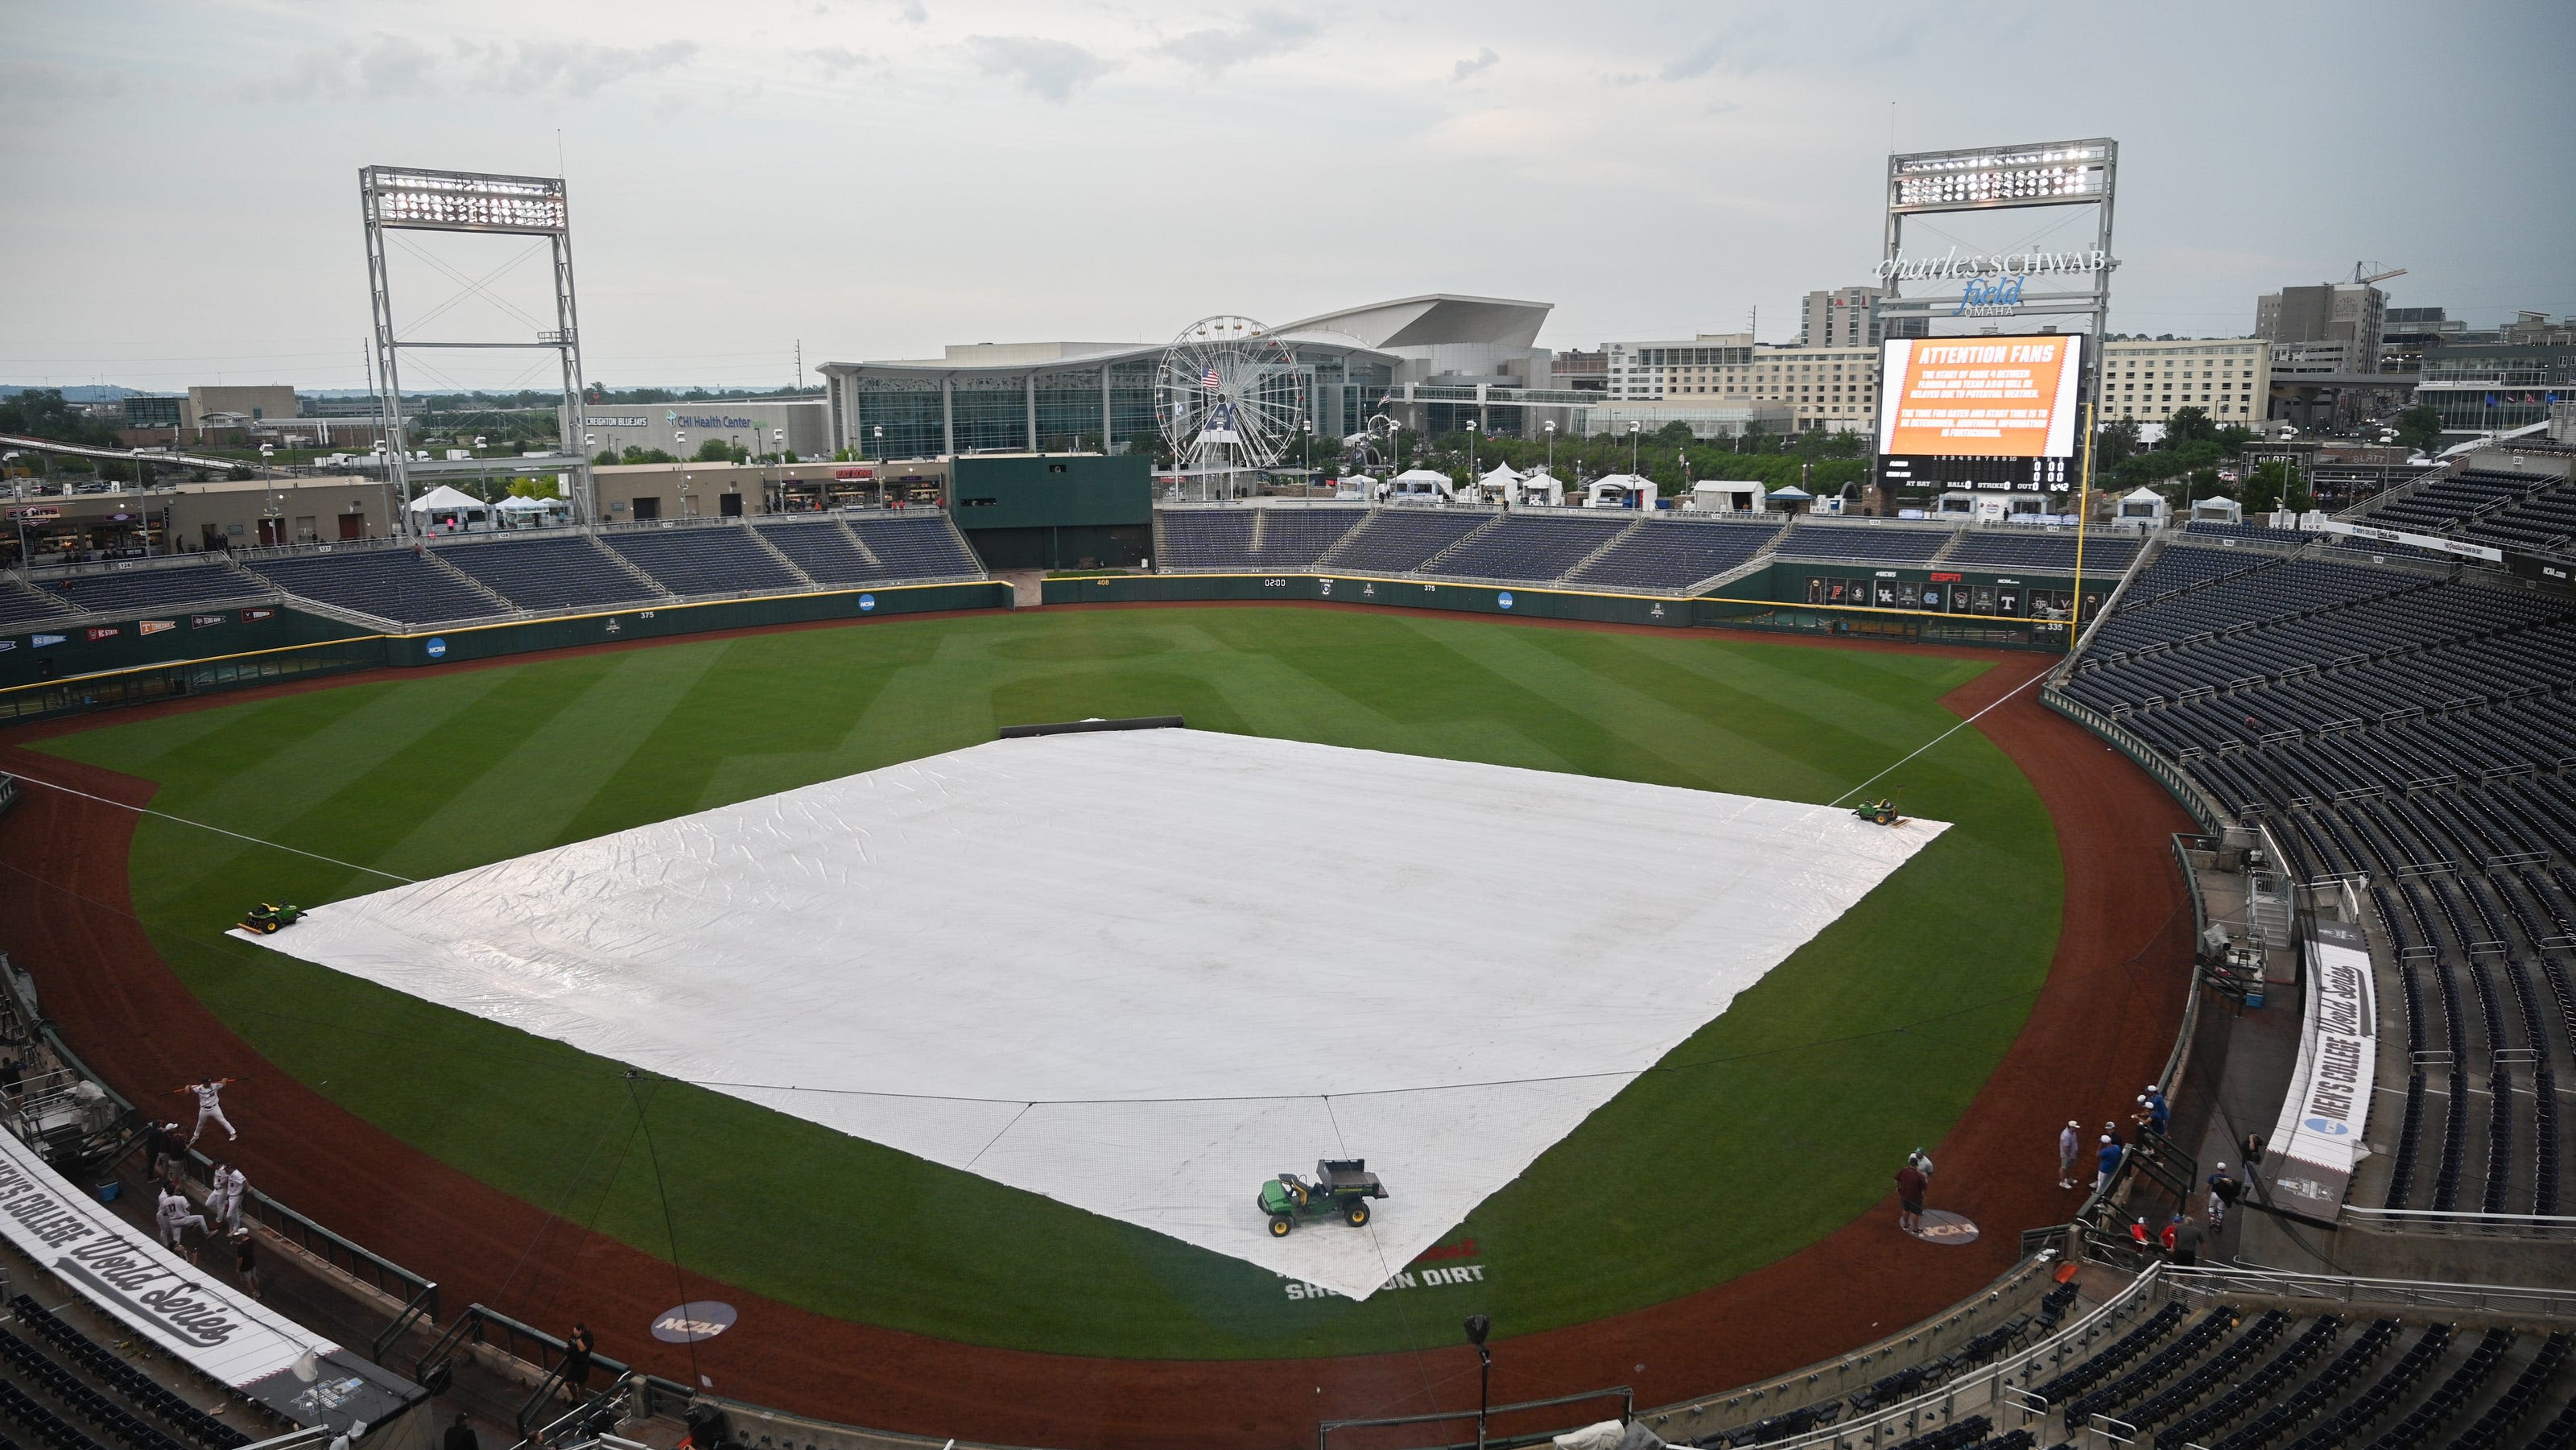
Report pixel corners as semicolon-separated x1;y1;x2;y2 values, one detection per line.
4;161;2576;1450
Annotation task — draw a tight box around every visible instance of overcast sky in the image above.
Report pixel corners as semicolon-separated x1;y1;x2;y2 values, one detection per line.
5;0;2570;392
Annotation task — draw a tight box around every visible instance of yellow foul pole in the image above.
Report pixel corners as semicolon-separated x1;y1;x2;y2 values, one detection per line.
2069;400;2095;649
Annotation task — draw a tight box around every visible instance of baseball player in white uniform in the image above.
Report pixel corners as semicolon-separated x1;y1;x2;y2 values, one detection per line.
179;1075;237;1146
214;1163;250;1231
155;1187;210;1258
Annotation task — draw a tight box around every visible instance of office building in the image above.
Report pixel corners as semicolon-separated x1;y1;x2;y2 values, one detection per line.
1801;287;1886;349
2255;283;2388;373
2103;337;2272;425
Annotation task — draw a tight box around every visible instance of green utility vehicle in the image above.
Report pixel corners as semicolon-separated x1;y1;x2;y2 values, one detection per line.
241;902;303;934
1258;1159;1388;1237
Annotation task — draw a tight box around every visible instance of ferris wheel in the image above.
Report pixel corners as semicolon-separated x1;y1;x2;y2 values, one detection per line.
1155;316;1304;497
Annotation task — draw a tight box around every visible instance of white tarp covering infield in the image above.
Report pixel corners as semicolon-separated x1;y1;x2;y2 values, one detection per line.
243;729;1946;1299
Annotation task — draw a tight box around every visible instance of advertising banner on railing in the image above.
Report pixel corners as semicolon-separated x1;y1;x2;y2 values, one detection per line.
0;1125;417;1429
2311;518;2503;563
2262;920;2376;1217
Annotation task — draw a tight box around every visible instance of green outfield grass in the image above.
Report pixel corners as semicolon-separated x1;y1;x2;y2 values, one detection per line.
36;608;2060;1358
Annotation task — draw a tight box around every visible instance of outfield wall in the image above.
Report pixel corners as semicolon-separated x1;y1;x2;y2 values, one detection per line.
0;581;1010;725
1042;569;2070;650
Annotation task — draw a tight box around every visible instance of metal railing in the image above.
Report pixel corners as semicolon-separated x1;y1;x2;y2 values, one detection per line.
2040;686;2231;832
1319;1386;1632;1450
2161;1262;2576;1320
413;1304;691;1435
2335;1204;2576;1241
1751;1266;2169;1450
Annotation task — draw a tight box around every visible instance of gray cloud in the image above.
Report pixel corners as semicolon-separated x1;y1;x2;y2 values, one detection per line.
1157;9;1319;75
965;35;1115;103
1451;47;1498;82
807;45;879;73
1661;38;1727;81
0;60;125;104
896;0;928;20
275;36;695;100
484;40;696;98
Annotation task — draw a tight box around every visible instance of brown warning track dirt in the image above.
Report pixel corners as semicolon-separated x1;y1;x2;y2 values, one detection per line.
0;609;2192;1450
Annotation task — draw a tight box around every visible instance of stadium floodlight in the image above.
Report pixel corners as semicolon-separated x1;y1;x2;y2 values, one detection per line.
1888;140;2112;214
364;167;570;234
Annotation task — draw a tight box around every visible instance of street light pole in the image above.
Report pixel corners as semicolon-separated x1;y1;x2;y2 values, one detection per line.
1465;419;1478;498
1545;419;1556;482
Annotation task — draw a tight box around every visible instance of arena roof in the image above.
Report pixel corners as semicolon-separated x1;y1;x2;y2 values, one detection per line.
1274;293;1553;351
819;295;1552;378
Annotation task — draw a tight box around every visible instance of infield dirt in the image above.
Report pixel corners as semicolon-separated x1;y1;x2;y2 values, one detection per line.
0;611;2191;1450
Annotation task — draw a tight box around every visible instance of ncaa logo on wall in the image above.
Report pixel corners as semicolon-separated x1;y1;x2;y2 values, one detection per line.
2303;1116;2351;1136
1496;591;1514;610
425;638;448;659
858;593;877;612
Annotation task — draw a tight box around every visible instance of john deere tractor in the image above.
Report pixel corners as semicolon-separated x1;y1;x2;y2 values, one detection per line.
240;902;303;934
1853;797;1902;826
1258;1159;1388;1237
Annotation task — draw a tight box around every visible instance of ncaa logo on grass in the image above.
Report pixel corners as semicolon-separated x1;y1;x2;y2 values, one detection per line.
1496;591;1514;610
650;1300;737;1344
425;638;448;659
859;593;877;612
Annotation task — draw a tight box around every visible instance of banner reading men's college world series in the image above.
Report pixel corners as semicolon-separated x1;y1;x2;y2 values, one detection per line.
2263;919;2377;1218
0;1126;419;1427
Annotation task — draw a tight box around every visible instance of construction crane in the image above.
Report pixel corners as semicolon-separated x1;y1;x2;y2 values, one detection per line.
2350;262;2406;286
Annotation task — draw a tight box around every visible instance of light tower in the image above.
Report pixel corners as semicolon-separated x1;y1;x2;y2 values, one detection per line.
361;166;594;535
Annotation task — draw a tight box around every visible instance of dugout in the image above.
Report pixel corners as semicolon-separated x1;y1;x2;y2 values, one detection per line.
947;453;1151;570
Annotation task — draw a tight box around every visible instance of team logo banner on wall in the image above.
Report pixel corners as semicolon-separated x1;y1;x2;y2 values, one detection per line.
2263;920;2376;1217
0;1127;419;1426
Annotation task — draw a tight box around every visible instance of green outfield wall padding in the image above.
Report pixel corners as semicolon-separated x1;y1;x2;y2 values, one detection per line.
1039;569;2067;649
0;581;1013;725
0;603;369;692
382;582;1013;667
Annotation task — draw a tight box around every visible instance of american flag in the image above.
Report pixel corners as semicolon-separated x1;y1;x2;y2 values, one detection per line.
1203;364;1222;392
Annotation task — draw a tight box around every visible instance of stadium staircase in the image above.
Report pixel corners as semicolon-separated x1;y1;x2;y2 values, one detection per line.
1562;517;1648;579
741;525;822;588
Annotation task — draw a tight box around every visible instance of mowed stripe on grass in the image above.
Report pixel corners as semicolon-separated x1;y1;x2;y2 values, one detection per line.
36;608;2058;1359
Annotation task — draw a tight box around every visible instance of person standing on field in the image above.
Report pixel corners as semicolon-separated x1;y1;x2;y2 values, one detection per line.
1895;1159;1928;1234
2095;1134;2124;1196
2058;1121;2081;1189
232;1229;262;1299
